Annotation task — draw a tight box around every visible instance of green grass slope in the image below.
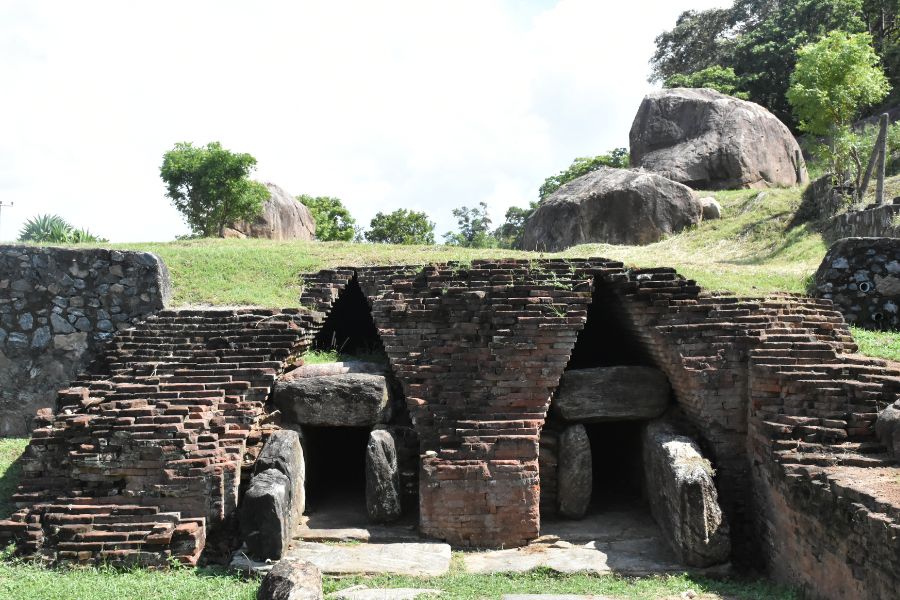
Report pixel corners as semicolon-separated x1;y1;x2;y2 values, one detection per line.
115;186;824;307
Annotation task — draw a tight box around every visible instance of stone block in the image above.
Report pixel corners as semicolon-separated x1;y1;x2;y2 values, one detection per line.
274;374;392;426
557;424;591;519
875;401;900;459
241;468;292;560
553;366;670;423
641;420;730;567
365;428;402;523
257;558;323;600
256;429;306;527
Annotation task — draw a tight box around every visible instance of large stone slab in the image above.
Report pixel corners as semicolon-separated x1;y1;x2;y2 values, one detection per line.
552;366;670;423
282;361;387;380
463;540;684;576
642;420;730;567
557;424;591;519
288;542;451;577
257;558;323;600
366;428;402;523
257;429;306;526
274;374;392;426
241;468;292;560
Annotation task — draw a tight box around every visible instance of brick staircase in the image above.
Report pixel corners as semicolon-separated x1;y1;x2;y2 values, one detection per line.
0;308;318;566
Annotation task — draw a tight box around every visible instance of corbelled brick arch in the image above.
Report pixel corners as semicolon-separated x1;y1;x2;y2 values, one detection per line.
303;258;626;547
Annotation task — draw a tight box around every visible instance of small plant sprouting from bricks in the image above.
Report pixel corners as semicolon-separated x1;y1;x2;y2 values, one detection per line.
544;303;568;318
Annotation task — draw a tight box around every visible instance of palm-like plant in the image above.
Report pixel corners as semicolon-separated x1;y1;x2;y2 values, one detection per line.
17;214;108;244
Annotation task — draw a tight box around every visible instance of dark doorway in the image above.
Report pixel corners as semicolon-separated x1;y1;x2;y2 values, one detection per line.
585;421;645;510
302;425;369;513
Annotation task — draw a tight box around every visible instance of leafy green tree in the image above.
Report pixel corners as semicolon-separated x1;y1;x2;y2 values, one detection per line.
539;149;629;201
788;31;890;184
18;214;107;243
297;195;356;241
160;141;268;237
665;66;749;99
443;202;496;248
493;202;538;249
649;9;736;84
365;209;435;245
732;0;866;125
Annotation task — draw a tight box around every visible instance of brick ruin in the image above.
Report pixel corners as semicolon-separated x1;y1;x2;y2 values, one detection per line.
0;257;898;599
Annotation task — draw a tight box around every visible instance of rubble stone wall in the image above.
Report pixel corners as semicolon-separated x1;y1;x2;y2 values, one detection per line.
814;237;900;330
0;245;171;435
823;205;900;242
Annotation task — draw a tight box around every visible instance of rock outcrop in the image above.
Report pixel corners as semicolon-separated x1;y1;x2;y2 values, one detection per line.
552;366;671;422
224;183;315;240
521;167;701;250
642;420;730;567
630;88;807;190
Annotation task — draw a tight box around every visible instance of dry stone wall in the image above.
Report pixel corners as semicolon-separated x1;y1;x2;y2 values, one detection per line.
823;205;900;242
0;245;171;436
814;237;900;330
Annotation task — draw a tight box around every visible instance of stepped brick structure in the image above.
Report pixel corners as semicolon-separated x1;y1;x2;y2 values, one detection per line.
2;256;898;599
0;309;318;565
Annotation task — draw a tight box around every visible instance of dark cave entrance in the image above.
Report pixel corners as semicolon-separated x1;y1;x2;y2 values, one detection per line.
585;421;645;509
302;425;370;514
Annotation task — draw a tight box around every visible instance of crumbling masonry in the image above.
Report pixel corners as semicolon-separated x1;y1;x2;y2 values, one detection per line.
0;256;898;600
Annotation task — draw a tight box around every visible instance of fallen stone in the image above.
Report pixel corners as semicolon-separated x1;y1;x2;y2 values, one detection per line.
521;167;701;250
274;374;393;426
552;366;671;423
557;424;591;519
642;420;730;567
329;586;442;599
257;558;323;600
630;88;807;189
257;429;306;526
365;428;402;523
224;182;316;241
502;596;615;600
288;541;451;577
240;468;292;560
699;197;721;220
875;401;900;459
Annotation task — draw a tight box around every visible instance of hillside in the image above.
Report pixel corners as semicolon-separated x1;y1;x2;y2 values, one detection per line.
94;183;898;362
116;186;824;307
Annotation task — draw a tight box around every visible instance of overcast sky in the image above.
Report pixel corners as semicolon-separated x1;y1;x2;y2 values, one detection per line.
0;0;729;242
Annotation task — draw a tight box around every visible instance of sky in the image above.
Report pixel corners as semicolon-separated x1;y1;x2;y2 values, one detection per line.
0;0;730;242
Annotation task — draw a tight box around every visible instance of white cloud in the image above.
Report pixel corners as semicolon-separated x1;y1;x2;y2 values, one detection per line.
0;0;730;242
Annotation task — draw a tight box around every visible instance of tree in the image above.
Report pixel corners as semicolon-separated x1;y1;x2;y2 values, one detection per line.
18;214;107;244
493;202;538;249
650;0;872;128
365;209;435;245
788;31;890;184
649;9;736;84
443;202;496;248
160;141;268;237
539;149;629;201
297;195;356;241
665;66;749;99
